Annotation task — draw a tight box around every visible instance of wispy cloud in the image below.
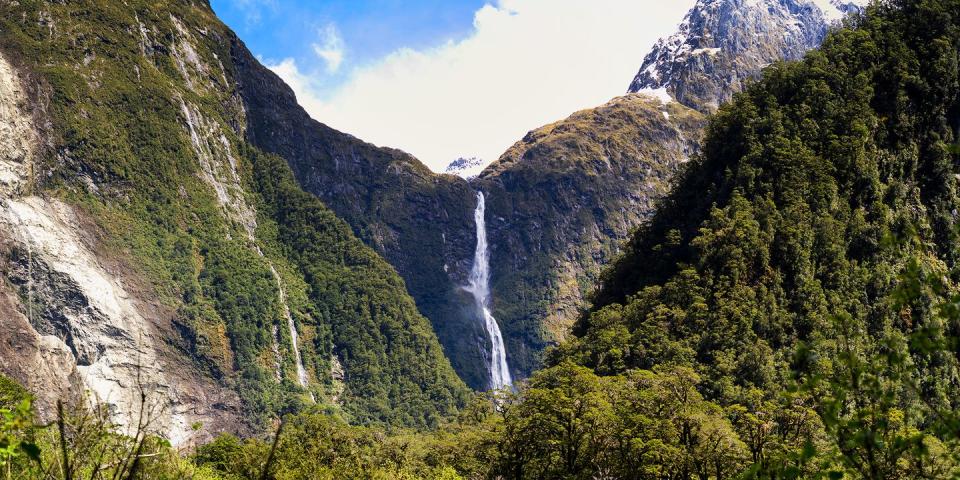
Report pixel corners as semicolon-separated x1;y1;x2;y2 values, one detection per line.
267;0;694;172
312;24;345;73
233;0;278;27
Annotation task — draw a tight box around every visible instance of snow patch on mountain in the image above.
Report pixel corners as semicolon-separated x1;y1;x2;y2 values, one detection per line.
636;87;675;104
445;157;487;179
812;0;866;22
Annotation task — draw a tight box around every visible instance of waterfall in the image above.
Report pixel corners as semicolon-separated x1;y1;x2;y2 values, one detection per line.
270;325;282;382
268;264;312;400
465;191;513;390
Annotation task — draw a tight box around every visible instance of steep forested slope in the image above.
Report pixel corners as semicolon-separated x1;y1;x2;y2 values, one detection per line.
228;48;494;388
561;0;960;420
0;0;467;440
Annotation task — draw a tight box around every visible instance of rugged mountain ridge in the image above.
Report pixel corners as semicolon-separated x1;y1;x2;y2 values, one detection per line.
629;0;868;112
0;0;467;442
236;0;872;387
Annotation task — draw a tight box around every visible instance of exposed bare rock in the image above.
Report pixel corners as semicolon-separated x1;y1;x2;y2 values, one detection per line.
0;50;37;195
0;277;80;419
0;51;242;446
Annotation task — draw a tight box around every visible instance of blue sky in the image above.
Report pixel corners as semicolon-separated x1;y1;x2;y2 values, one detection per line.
211;0;488;93
211;0;694;171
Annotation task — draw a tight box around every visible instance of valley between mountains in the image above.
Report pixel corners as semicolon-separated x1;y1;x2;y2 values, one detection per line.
3;0;960;478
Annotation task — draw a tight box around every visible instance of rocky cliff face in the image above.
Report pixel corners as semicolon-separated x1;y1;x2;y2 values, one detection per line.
0;0;466;441
628;0;867;112
0;48;242;445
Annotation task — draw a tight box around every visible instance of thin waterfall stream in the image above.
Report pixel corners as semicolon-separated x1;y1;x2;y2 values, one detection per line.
268;264;314;401
465;191;513;390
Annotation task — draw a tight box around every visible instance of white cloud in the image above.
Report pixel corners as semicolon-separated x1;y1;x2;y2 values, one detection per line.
267;0;695;172
267;58;327;114
312;24;345;73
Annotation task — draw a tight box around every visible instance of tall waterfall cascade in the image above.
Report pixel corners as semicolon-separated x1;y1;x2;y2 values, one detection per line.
465;191;513;390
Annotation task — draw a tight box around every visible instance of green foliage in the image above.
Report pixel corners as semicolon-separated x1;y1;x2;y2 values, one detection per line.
194;405;500;480
247;146;469;427
496;363;749;479
0;378;29;411
0;394;210;480
552;0;960;477
0;399;40;475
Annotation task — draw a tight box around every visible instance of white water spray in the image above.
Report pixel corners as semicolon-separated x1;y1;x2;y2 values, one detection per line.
465;192;513;390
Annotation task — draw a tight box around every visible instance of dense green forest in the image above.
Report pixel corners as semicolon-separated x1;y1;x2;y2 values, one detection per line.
5;0;960;478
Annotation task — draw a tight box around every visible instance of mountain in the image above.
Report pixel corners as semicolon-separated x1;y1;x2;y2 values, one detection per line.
5;1;960;478
628;0;868;112
445;157;486;178
0;0;875;434
528;0;960;475
236;0;872;388
0;0;467;443
567;0;960;396
471;96;705;374
462;0;869;378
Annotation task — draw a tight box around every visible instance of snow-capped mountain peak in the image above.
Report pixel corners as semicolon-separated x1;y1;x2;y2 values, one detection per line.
629;0;868;112
444;157;487;179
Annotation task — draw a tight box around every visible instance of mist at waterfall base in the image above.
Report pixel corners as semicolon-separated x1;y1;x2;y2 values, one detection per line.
464;191;513;391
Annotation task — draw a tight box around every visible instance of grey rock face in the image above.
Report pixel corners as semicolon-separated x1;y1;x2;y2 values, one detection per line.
0;49;242;447
628;0;867;112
